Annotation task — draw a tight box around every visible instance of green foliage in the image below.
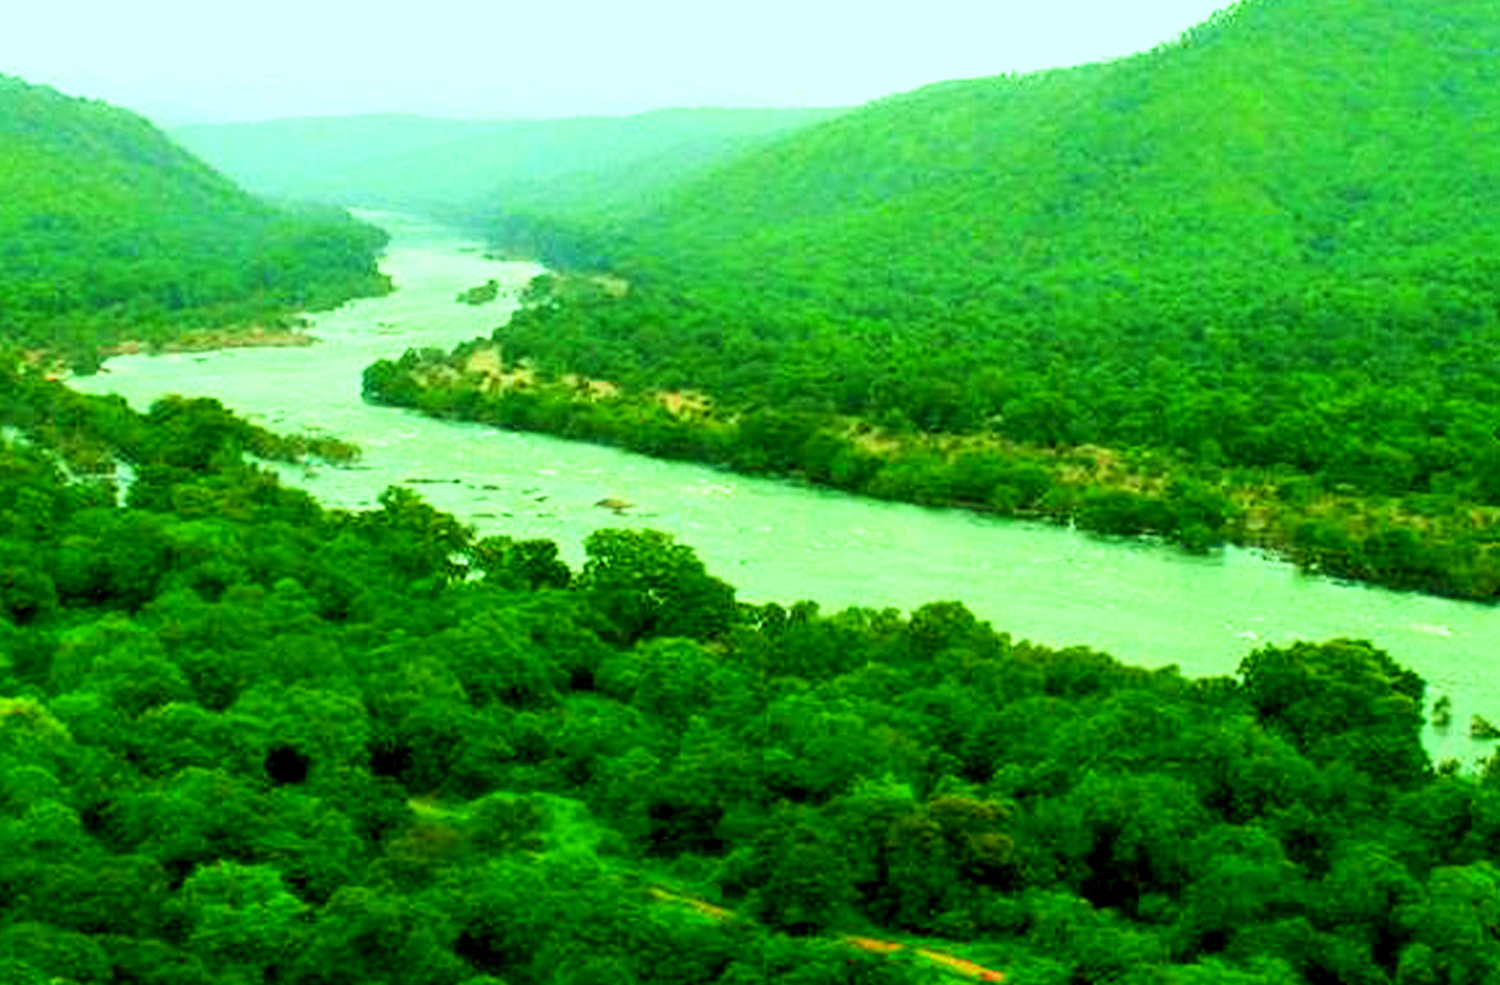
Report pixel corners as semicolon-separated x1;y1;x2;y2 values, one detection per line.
0;74;389;356
370;0;1500;600
5;359;1500;983
749;814;856;933
457;279;502;305
0;924;111;983
182;862;308;968
578;528;738;643
1239;638;1429;786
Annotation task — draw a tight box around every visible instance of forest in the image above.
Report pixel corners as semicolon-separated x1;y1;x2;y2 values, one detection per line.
366;0;1500;601
0;75;391;366
7;0;1500;979
8;357;1500;984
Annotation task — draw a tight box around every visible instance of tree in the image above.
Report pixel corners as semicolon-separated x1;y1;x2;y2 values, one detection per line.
182;862;308;971
1395;863;1500;984
358;485;475;588
288;887;464;985
472;535;571;589
231;684;371;787
0;924;111;983
50;613;193;717
632;637;724;725
577;529;737;643
424;607;566;710
750;813;856;934
1173;825;1303;958
879;796;1013;929
1238;639;1428;786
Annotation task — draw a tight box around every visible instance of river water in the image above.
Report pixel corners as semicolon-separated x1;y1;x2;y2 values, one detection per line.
72;213;1500;764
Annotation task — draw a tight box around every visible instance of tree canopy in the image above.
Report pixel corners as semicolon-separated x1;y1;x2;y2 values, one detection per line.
0;74;390;361
368;0;1500;599
4;354;1500;983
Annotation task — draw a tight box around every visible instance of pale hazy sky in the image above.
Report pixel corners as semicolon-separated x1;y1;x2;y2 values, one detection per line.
5;0;1236;125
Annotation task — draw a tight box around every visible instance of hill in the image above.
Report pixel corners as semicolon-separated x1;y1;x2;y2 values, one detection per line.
173;107;847;224
635;0;1500;317
0;75;390;362
368;0;1500;599
537;0;1500;425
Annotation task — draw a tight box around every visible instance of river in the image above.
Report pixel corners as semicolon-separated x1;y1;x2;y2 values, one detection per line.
71;212;1500;764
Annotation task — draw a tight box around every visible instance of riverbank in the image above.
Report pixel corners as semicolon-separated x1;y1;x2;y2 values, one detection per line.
363;342;1500;603
72;215;1500;768
99;323;317;358
22;322;321;379
20;342;1491;983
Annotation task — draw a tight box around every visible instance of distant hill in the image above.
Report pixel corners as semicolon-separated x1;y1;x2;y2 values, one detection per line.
173;107;848;223
0;75;389;359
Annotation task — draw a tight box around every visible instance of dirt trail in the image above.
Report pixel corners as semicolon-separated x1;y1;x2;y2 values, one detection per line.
650;887;1004;982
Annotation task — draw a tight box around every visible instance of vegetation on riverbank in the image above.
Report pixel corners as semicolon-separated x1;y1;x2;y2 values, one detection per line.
456;280;503;306
364;341;1500;602
20;325;324;379
372;0;1500;601
0;74;390;367
7;359;1500;983
100;325;318;355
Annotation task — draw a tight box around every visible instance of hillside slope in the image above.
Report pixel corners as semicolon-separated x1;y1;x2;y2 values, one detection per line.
636;0;1499;309
0;75;389;359
373;0;1500;599
492;0;1500;480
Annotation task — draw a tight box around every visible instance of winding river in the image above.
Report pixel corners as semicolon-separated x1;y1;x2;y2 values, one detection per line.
72;212;1499;763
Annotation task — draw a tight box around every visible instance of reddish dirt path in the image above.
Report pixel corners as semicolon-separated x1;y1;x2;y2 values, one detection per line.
650;888;1004;982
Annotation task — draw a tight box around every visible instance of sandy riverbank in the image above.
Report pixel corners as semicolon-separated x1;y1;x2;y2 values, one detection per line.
98;325;317;359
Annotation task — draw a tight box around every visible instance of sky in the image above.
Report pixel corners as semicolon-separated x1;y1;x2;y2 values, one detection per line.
4;0;1236;125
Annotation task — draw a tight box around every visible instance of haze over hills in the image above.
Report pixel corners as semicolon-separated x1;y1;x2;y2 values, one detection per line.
0;74;389;361
172;107;847;224
374;0;1500;599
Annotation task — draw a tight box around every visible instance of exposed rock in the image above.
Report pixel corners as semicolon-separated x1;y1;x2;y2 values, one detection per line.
1432;695;1453;729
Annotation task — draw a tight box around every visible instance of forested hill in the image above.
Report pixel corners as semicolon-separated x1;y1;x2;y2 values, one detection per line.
630;0;1498;306
173;107;846;223
0;75;390;362
375;0;1500;599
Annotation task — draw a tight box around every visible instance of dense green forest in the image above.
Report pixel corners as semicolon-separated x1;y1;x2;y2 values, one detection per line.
7;358;1500;983
369;0;1500;600
0;75;390;363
